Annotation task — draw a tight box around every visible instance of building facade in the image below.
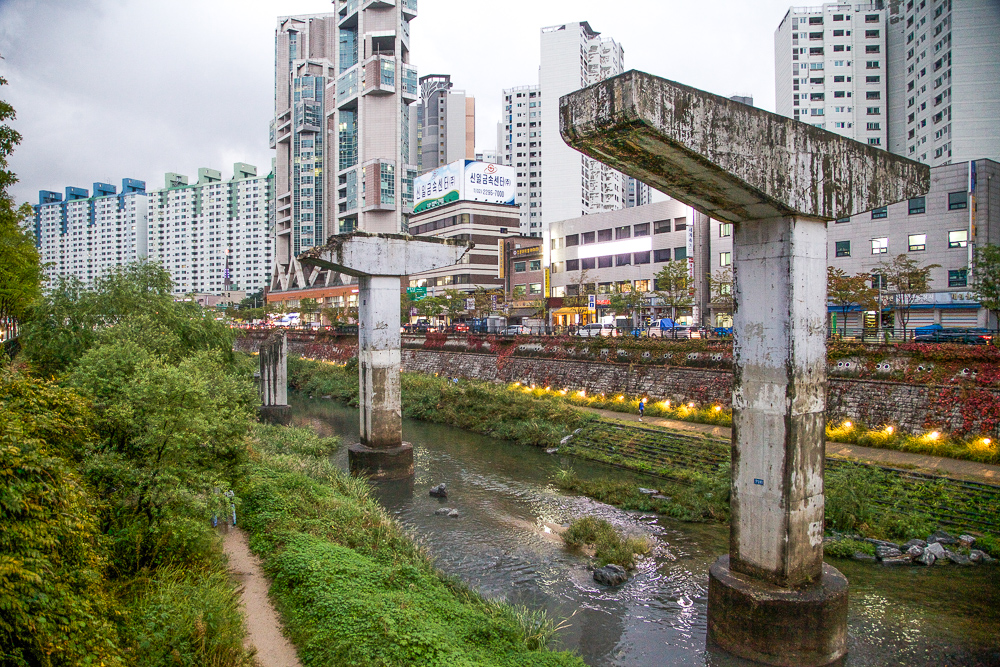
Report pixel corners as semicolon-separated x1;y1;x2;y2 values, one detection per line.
418;74;475;173
887;0;1000;166
33;179;148;287
146;164;273;296
775;3;889;147
827;159;999;329
500;84;542;236
270;3;419;296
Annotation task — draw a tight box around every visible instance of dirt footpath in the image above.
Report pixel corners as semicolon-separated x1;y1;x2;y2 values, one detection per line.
223;528;303;667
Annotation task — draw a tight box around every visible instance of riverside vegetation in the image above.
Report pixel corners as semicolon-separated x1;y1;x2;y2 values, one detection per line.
3;262;584;666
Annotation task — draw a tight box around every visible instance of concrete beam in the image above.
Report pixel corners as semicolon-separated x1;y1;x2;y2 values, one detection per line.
298;232;472;278
559;70;929;223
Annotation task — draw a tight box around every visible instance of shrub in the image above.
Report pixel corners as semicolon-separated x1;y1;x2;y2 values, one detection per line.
824;539;876;559
563;517;650;569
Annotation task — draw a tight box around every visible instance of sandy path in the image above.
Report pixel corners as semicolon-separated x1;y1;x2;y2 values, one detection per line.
223;528;304;667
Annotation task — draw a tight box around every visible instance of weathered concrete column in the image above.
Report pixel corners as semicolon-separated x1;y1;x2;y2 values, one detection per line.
259;331;290;425
560;70;929;666
299;232;471;480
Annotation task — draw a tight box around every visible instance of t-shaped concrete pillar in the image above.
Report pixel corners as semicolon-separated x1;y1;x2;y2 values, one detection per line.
259;331;290;425
299;232;472;480
561;70;929;666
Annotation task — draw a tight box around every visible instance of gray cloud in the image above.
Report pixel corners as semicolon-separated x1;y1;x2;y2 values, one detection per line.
1;0;793;206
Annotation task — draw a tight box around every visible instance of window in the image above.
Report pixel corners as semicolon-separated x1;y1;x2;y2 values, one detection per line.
635;279;650;292
835;240;851;257
865;29;880;38
674;217;687;231
866;91;881;100
948;191;967;210
871;273;886;289
566;234;579;246
948;230;968;248
835;216;850;224
615;225;631;240
948;269;968;288
582;231;595;244
634;251;651;265
581;257;596;270
867;122;881;130
674;247;688;260
598;255;613;268
871;237;888;254
654;219;671;234
654;248;671;262
528;283;542;295
529;260;541;271
616;253;631;266
566;258;580;271
865;14;879;22
867;107;881;115
720;252;732;267
514;261;526;273
633;222;650;237
809;16;823;24
720;223;733;237
866;45;880;53
908;197;925;214
866;75;881;83
513;285;526;297
597;228;613;242
834;75;845;82
908;234;926;251
871;207;888;219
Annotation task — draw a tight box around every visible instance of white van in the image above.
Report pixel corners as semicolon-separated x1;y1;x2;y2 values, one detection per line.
576;322;616;337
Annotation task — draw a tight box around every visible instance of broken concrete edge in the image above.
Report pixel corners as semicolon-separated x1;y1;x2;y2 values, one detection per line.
258;404;292;426
297;231;475;278
558;69;930;223
348;442;415;481
707;555;848;667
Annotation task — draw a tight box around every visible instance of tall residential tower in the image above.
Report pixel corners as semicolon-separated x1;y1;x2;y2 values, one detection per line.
418;74;475;173
270;2;419;294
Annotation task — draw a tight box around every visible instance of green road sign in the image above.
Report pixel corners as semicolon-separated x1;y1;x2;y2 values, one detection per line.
407;286;428;300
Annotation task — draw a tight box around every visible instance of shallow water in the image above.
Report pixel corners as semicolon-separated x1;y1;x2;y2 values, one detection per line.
291;399;1000;667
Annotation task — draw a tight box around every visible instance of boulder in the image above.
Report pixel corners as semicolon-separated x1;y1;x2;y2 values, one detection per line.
906;545;924;559
448;509;460;518
944;550;972;566
593;564;628;586
902;539;928;550
958;534;976;548
865;538;901;550
881;555;912;566
429;483;448;498
560;435;574;445
927;531;956;545
925;542;947;559
546;448;559;454
434;507;452;516
875;545;903;560
852;552;877;563
914;549;936;566
650;495;672;501
638;488;659;495
969;550;995;564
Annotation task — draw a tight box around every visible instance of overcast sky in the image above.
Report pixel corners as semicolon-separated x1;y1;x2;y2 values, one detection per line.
0;0;795;206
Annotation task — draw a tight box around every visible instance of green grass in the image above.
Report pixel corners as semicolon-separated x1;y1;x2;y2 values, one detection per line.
238;424;584;667
289;357;596;448
826;420;999;465
823;539;876;559
562;517;651;569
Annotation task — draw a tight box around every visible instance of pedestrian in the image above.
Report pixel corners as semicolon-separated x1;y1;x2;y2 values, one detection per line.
638;398;645;421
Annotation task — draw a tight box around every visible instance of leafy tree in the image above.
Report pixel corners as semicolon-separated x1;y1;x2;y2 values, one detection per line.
470;287;504;319
237;288;264;310
0;75;43;342
563;269;595;325
877;253;941;339
827;267;878;337
442;288;468;323
972;244;1000;334
608;283;645;329
709;266;734;313
414;295;444;322
654;261;695;325
299;297;319;323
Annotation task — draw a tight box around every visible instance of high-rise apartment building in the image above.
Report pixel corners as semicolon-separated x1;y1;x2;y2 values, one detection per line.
146;164;273;295
887;0;1000;166
270;2;419;294
32;179;148;287
418;74;475;173
775;3;889;147
626;178;652;208
501;84;542;236
539;21;626;227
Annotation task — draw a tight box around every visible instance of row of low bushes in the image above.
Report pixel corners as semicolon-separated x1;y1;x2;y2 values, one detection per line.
238;424;585;666
289;356;597;448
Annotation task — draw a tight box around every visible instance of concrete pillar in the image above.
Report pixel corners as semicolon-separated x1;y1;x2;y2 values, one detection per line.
259;332;290;424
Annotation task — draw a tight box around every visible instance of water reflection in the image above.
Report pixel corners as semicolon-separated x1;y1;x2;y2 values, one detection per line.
291;399;1000;667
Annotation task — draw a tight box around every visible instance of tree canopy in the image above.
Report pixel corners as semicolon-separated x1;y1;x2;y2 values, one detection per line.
972;244;1000;332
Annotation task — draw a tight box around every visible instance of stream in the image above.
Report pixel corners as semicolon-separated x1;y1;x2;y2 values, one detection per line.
290;399;1000;667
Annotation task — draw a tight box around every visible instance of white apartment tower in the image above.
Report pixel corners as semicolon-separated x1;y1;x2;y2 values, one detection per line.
775;4;889;147
418;74;475;173
887;0;1000;166
147;164;273;296
501;84;542;236
32;180;148;287
270;2;419;294
539;21;627;228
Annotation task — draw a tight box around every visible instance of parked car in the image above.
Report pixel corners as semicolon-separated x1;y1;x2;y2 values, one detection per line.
914;328;993;345
576;322;617;337
651;324;695;339
502;324;530;336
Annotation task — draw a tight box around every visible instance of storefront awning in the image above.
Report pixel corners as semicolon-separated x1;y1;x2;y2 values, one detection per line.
551;307;594;316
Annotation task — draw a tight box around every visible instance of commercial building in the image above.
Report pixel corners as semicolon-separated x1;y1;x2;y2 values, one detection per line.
887;0;1000;166
32;179;148;287
500;236;546;320
270;2;420;297
418;74;475;173
774;3;889;147
146;164;273;295
827;159;1000;329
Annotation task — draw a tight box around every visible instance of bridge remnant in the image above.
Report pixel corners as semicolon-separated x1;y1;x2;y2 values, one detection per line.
561;70;929;666
299;232;471;480
259;331;290;425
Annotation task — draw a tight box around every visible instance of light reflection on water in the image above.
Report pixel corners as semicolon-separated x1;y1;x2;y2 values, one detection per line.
291;399;1000;667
